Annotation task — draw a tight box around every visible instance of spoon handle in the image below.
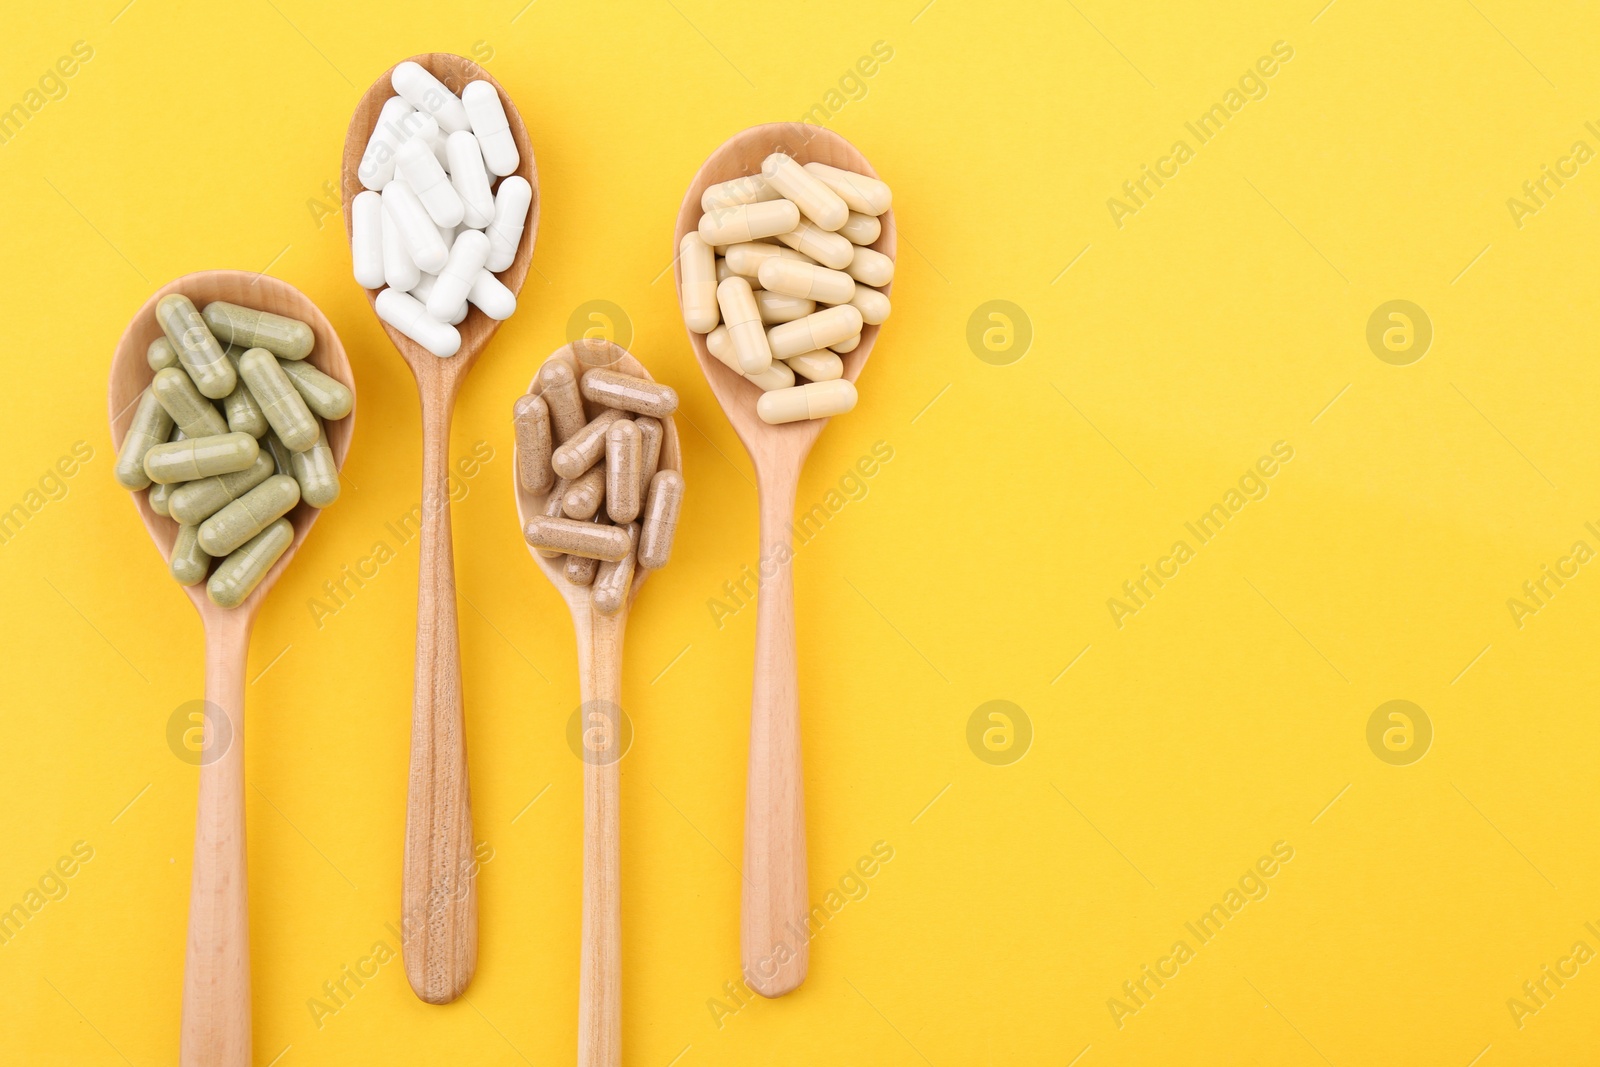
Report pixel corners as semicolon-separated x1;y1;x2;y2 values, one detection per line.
402;392;477;1003
180;618;252;1067
743;468;809;998
576;610;624;1067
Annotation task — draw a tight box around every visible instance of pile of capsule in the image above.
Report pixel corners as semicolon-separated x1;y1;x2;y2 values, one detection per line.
349;61;530;358
516;351;684;614
679;152;893;424
113;296;350;608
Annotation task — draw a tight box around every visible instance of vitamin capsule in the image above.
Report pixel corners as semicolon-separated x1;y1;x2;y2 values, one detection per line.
701;174;779;213
395;137;464;228
851;285;891;325
467;269;516;320
382;207;420;292
831;333;860;354
202;302;314;361
592;523;639;615
699;199;799;246
803;161;892;215
716;258;734;283
410;273;467;324
679;232;719;333
446;130;496;228
635;415;662;498
636;469;683;570
405;112;449;169
358;96;416;190
383;180;448;273
220;361;270;441
838;211;881;246
263;430;293;474
458;80;517;176
756;379;859;425
523;516;632;561
148;337;178;371
605;420;642;523
152;367;228;438
775;220;853;270
351;190;387;288
767;305;863;359
562;464;606;520
391;62;471;133
199;474;300;556
421;230;487;322
552;409;625;479
144;431;260;484
706;326;795;390
170;524;209;586
716;276;772;374
375;288;461;358
531;476;570;557
208;517;293;608
157;294;235;399
486;176;533;272
536;359;587;442
785;351;844;381
513;394;554;493
149;479;174;516
239;348;319;451
758;257;856;305
288;425;340;508
724;241;813;278
115;389;172;489
755;290;815;325
169;453;275;525
761;152;848;230
845;245;895;287
564;549;598;586
580;369;679;418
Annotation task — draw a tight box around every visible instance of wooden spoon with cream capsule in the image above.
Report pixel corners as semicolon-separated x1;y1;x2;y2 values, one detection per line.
673;123;894;998
341;52;538;1004
110;270;355;1067
514;341;682;1067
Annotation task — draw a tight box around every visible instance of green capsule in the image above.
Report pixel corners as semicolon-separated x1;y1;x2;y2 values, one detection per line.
170;524;210;586
278;358;353;420
199;474;300;556
289;424;340;507
149;480;173;516
151;366;228;438
262;429;294;475
148;337;179;371
169;453;274;525
208;517;293;608
144;431;259;484
217;345;268;438
114;387;175;489
202;301;314;360
156;293;235;399
239;348;317;451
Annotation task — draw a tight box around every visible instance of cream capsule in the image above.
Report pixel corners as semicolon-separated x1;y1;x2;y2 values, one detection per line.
580;369;679;418
679;232;719;333
115;388;172;489
605;420;642;523
170;524;210;586
831;333;861;354
486;176;533;272
785;351;844;381
564;549;599;586
467;270;516;320
169;453;275;525
724;241;813;278
537;359;587;442
803;161;893;215
382;207;421;292
838;211;881;246
756;290;815;325
358;96;416;190
288;425;340;508
148;337;178;371
396;138;464;228
352;190;386;288
757;379;858;425
716;258;735;283
845;245;895;287
635;415;662;497
239;348;319;450
152;366;228;438
552;409;624;479
851;285;891;325
761;152;848;230
446;129;496;228
757;257;855;305
374;289;461;358
767;304;863;359
701;174;779;213
523;516;632;561
427;230;490;321
592;523;638;615
513;394;554;493
208;517;293;608
383;180;449;273
278;359;352;421
391;61;471;133
462;80;519;176
157;293;235;399
706;326;795;390
699;199;800;246
144;432;260;484
636;469;683;570
775;220;853;270
716;276;772;374
202;302;314;360
199;474;300;556
562;463;606;520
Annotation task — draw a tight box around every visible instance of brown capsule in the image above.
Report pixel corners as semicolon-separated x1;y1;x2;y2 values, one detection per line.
551;409;624;479
564;550;599;587
523;516;632;560
562;464;606;520
513;393;553;493
637;469;683;570
535;477;570;558
536;358;587;443
605;420;641;523
635;416;662;500
592;523;639;615
579;368;679;418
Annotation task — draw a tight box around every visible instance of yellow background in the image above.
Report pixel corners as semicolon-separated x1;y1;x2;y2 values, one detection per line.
3;0;1598;1063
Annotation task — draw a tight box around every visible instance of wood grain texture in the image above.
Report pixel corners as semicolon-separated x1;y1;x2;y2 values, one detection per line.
340;52;540;1004
109;270;355;1066
672;124;896;998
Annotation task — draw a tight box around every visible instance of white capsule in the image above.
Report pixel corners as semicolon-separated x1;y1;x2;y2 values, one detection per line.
403;111;449;171
776;220;853;270
701;174;780;213
679;232;718;333
755;289;815;325
851;285;891;325
358;96;414;190
486;175;533;272
381;204;420;292
414;273;469;324
376;288;461;357
723;241;813;278
716;276;771;374
446;130;496;228
758;257;856;305
351;191;386;289
757;379;858;424
846;245;895;287
462;81;519;176
803;161;892;215
767;304;863;359
838;211;881;246
785;350;844;382
468;269;517;320
707;326;795;391
391;61;470;133
396;138;464;228
428;230;491;320
699;199;799;245
761;152;848;231
383;180;448;273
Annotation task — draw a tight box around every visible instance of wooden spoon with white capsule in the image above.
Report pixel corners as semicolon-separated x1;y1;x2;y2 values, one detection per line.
673;123;895;998
340;52;539;1004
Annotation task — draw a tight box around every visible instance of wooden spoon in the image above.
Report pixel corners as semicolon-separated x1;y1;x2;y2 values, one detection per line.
109;270;355;1067
513;341;682;1067
340;52;539;1004
673;123;895;998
